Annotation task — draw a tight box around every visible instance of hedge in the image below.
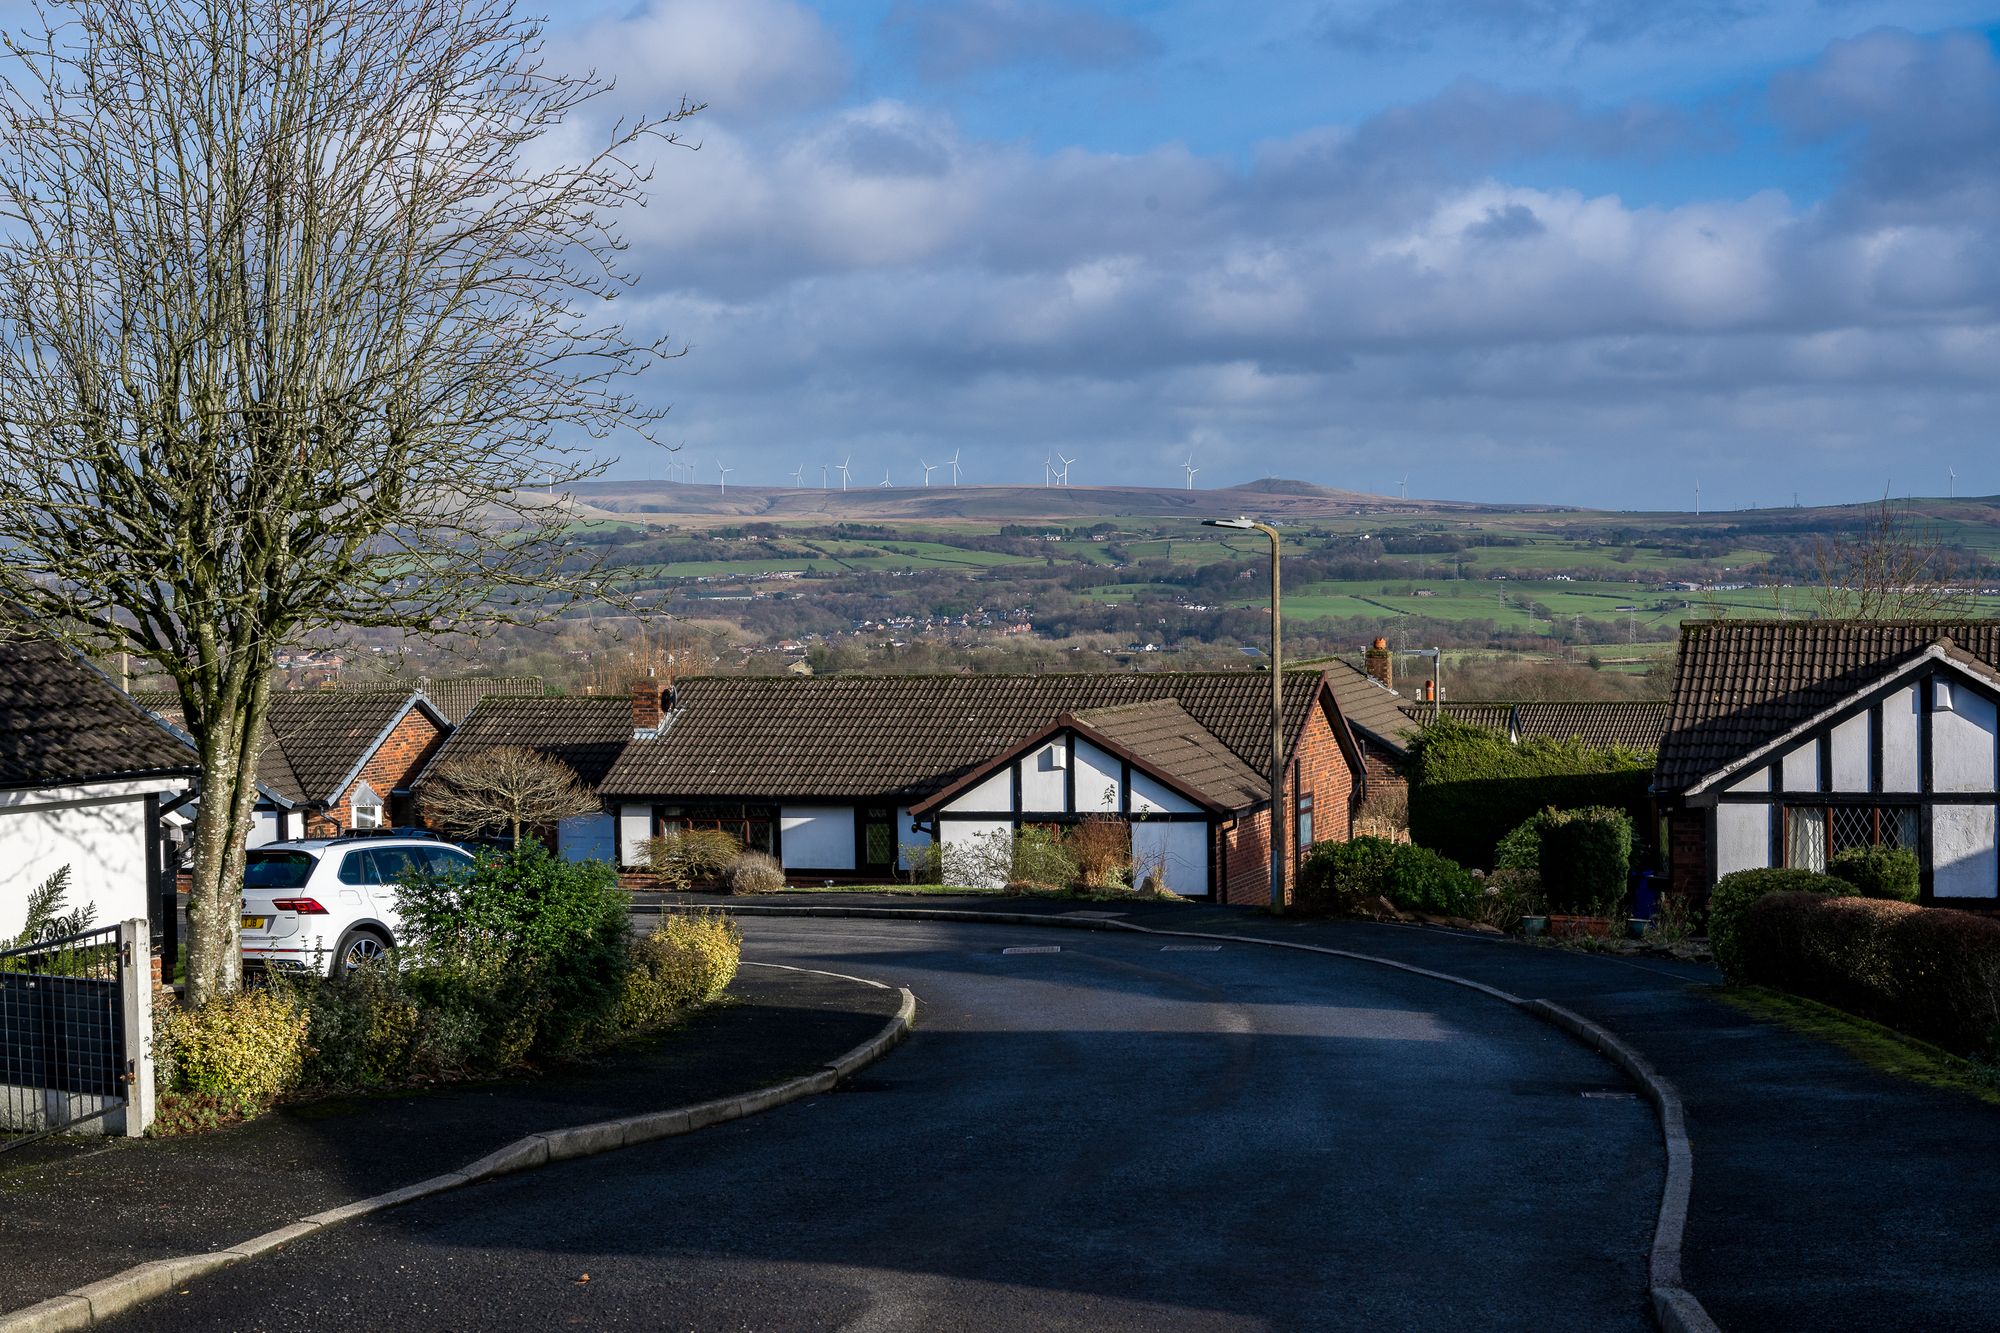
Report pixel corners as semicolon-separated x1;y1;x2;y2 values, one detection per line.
1708;867;1853;981
1405;716;1653;870
1828;846;1921;902
1537;807;1632;915
1738;893;2000;1057
1297;835;1480;917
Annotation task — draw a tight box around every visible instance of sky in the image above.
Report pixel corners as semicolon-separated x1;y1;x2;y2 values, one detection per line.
559;3;2000;506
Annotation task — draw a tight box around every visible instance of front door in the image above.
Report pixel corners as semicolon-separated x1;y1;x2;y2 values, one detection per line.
860;807;897;879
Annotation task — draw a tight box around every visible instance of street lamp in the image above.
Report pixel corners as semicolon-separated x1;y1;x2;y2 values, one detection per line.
1402;646;1444;717
1205;516;1284;910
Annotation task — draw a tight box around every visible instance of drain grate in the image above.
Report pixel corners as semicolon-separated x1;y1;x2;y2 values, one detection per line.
1161;945;1221;952
1581;1090;1639;1100
1001;945;1061;955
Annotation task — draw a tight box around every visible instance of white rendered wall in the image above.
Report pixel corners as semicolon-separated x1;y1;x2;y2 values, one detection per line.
618;804;652;868
781;806;856;870
1932;805;1999;899
1882;686;1921;791
1781;741;1820;792
0;789;156;941
1726;767;1770;795
1132;822;1209;898
896;808;927;871
952;770;1014;813
247;808;283;848
1019;743;1066;810
1932;686;1998;794
1716;804;1772;877
1829;713;1870;792
558;813;616;864
1130;773;1199;815
1072;741;1121;812
942;819;1011;889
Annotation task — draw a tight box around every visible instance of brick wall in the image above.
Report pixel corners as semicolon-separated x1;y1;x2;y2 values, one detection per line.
1219;692;1357;907
308;707;448;835
1666;806;1707;902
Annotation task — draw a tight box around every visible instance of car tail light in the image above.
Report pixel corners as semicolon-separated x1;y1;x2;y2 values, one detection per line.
271;898;330;915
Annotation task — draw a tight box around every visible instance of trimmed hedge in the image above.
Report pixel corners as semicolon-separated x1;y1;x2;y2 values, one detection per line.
1828;846;1921;902
1739;893;2000;1057
1298;835;1480;917
1405;717;1653;870
1708;867;1853;981
1537;807;1632;915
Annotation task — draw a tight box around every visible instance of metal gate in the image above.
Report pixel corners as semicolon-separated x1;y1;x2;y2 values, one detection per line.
0;923;132;1147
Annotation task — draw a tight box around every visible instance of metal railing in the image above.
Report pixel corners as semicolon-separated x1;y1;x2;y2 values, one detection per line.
0;923;130;1148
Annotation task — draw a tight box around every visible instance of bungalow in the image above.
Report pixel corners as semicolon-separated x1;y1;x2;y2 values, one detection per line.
136;690;449;843
1417;700;1668;752
1656;621;2000;903
0;638;197;941
596;670;1369;903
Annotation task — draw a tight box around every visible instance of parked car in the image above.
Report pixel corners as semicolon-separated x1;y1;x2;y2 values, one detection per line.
240;834;476;976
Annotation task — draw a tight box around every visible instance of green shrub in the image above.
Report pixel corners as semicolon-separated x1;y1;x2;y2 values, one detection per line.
1738;894;2000;1056
1828;846;1921;902
1007;826;1080;890
156;989;309;1113
1405;716;1653;869
1538;807;1633;916
397;840;632;1058
1494;813;1551;872
296;961;420;1089
643;829;743;890
1297;836;1480;917
726;851;785;894
1708;867;1853;981
1479;867;1545;928
621;911;742;1030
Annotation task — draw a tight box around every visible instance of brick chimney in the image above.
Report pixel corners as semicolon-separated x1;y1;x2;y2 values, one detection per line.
631;671;664;738
1364;637;1393;689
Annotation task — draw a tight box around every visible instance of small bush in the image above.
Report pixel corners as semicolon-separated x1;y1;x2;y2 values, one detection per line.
1538;807;1633;916
1297;836;1480;917
156;989;309;1114
1007;826;1080;891
1709;867;1853;981
1828;846;1921;902
1353;784;1409;839
901;841;945;885
1479;867;1545;928
1738;893;2000;1056
1065;818;1132;890
1645;892;1698;947
1494;811;1552;872
621;911;742;1030
726;851;786;894
644;829;743;890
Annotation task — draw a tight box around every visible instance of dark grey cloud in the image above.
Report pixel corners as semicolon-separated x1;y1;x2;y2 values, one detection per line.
887;0;1159;81
1465;202;1546;240
1314;0;1759;54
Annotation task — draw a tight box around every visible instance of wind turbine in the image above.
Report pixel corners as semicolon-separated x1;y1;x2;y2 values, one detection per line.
1183;453;1198;491
790;465;806;488
1400;473;1409;502
948;450;961;487
837;455;852;491
1694;479;1701;517
879;465;893;488
819;464;829;490
1043;454;1053;487
716;460;731;496
1057;453;1075;486
920;459;937;487
1950;466;1957;499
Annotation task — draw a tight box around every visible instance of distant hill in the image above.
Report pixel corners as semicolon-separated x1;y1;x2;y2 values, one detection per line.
556;478;1543;527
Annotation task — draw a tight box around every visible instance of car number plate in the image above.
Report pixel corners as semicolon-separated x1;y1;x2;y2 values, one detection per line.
241;915;269;930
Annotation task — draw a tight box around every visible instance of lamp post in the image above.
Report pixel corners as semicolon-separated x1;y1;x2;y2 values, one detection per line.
1205;516;1284;909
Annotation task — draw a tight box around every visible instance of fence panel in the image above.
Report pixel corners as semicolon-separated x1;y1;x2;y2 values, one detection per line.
0;924;127;1145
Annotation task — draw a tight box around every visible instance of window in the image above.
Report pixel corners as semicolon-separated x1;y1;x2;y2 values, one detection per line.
1296;793;1315;850
1786;804;1918;872
245;850;317;890
351;782;384;830
661;804;776;856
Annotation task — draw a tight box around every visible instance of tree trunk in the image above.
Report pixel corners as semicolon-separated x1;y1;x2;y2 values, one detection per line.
184;674;274;1006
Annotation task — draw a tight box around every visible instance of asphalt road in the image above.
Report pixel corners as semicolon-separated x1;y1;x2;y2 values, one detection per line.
106;918;1661;1331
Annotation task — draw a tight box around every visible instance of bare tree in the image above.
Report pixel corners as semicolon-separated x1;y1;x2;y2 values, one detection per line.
419;746;598;847
0;0;697;1002
1810;499;1969;620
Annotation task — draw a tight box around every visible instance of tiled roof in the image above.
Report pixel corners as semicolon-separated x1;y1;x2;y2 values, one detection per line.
0;639;198;789
1323;658;1418;755
1658;620;2000;791
134;689;433;805
601;671;1332;802
1072;700;1267;810
1513;702;1666;752
413;696;632;791
1408;702;1513;733
416;676;545;725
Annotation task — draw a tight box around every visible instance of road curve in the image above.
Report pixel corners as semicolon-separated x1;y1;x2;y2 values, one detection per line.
106;918;1660;1332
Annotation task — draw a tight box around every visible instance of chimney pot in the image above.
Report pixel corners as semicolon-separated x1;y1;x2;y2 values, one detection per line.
1363;638;1394;689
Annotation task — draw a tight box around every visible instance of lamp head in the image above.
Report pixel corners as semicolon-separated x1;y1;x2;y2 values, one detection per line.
1202;517;1257;531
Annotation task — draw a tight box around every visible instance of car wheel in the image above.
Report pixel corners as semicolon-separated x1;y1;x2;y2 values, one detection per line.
332;927;393;976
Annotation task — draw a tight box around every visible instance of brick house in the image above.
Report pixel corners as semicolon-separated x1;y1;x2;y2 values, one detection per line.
1324;642;1419;806
596;670;1369;904
1657;621;2000;904
137;690;449;842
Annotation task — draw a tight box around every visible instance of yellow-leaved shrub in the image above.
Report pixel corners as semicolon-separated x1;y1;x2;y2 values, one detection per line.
156;988;309;1113
620;911;741;1030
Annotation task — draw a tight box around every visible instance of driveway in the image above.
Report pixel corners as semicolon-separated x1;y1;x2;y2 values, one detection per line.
104;917;1660;1331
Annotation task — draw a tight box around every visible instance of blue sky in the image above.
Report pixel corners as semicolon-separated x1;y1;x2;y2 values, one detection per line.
546;1;2000;508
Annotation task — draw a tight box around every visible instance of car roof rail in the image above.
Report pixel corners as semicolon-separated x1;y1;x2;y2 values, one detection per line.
323;827;441;846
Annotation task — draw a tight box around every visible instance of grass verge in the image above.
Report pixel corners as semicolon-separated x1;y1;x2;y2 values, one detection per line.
1715;984;2000;1107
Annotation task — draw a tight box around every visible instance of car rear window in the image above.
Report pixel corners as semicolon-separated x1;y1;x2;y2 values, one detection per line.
244;851;316;890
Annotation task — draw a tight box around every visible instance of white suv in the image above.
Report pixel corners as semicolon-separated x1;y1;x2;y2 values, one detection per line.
240;835;477;976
